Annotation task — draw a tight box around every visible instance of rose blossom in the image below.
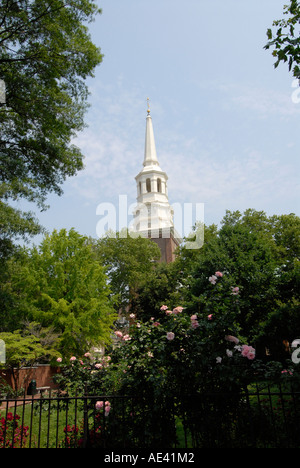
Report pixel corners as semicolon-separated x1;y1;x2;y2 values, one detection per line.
56;357;62;363
122;334;131;341
166;332;175;341
160;305;168;311
95;401;104;410
241;345;255;360
191;314;200;329
225;335;239;345
209;275;217;284
172;307;183;314
215;271;223;277
191;320;199;329
70;356;76;362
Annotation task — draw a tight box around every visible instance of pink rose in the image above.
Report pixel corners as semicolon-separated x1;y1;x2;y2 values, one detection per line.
172;307;183;314
166;332;175;341
95;401;104;410
207;314;213;320
225;335;239;345
209;275;217;284
56;357;62;363
160;305;168;311
231;286;239;295
241;345;255;360
215;271;223;277
191;314;197;321
122;334;131;341
114;331;123;338
70;356;76;362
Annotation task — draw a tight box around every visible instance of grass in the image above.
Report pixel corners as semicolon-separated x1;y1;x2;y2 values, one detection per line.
1;396;85;448
1;396;193;448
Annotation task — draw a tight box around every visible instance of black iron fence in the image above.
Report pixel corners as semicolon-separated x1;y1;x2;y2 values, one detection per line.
1;385;300;448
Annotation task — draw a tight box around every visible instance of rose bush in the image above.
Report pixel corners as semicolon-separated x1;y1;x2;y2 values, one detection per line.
53;270;300;447
0;413;29;448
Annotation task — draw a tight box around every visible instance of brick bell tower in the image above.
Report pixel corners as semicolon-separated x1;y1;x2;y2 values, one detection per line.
132;99;181;263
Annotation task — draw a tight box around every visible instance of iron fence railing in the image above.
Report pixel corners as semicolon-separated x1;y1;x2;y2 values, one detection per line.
1;385;300;448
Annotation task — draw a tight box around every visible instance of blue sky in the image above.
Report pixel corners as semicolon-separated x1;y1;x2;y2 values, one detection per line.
33;0;299;242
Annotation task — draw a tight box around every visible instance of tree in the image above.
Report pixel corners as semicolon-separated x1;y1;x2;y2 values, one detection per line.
0;0;103;252
130;261;183;322
0;330;52;390
265;0;300;81
95;230;161;314
2;229;117;356
175;209;300;361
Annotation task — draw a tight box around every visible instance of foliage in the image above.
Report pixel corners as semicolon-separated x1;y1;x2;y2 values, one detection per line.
174;209;300;361
265;0;300;81
53;353;113;396
1;229;117;357
0;413;29;448
130;261;183;322
0;329;55;390
0;0;102;205
45;253;300;447
0;331;50;368
94;230;161;313
0;0;103;255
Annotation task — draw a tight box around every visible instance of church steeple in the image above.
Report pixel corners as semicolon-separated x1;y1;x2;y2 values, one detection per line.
131;100;181;263
144;98;159;167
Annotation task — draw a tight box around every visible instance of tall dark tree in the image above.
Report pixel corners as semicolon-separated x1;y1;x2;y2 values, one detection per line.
0;0;103;251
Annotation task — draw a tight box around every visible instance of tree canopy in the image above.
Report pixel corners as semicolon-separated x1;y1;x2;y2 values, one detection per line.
0;0;103;253
265;0;300;81
1;229;117;357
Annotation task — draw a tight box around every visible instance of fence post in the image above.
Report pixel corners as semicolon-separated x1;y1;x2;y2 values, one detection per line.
82;385;89;448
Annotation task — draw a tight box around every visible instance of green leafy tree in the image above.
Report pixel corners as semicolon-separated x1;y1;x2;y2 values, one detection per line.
0;0;103;253
131;261;184;321
0;330;53;390
2;229;117;356
95;230;161;314
177;209;300;361
265;0;300;81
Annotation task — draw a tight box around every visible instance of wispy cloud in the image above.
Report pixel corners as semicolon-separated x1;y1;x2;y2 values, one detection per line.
65;78;299;229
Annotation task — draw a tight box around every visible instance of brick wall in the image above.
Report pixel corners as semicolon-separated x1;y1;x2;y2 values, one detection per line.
0;365;61;391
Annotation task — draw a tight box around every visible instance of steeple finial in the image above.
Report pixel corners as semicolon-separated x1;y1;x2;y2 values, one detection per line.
147;97;151;115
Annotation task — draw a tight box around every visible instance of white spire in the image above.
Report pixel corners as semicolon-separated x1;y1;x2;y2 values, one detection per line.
143;98;159;167
132;100;174;234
